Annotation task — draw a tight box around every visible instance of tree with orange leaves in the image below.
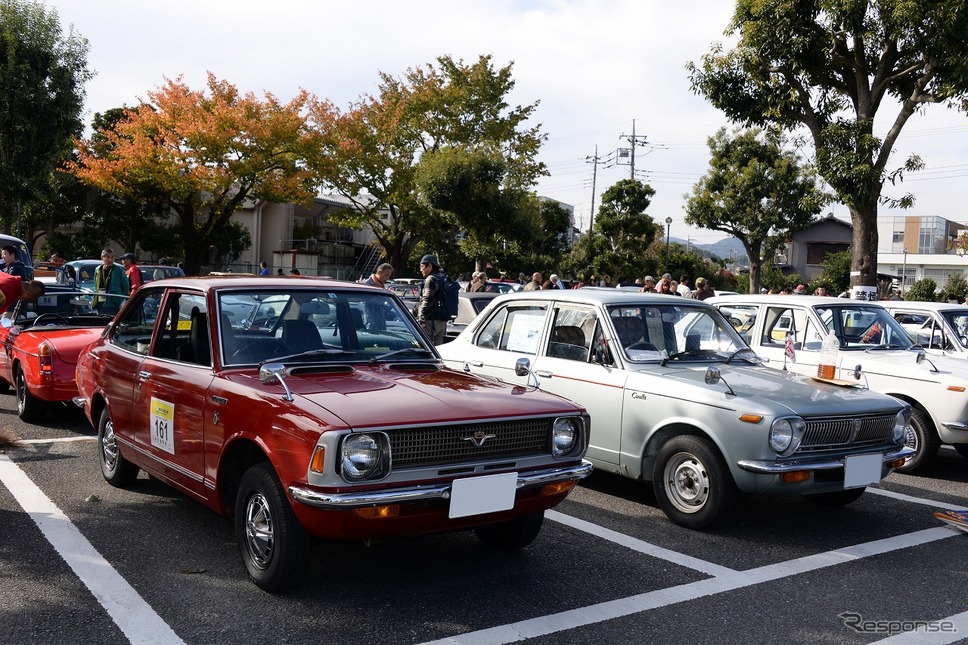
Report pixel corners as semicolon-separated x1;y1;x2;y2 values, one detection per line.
68;73;320;274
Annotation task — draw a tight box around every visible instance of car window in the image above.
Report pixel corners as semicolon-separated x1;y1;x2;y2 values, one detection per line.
762;307;808;347
475;304;547;353
149;292;211;366
941;312;968;347
814;305;913;349
546;306;595;362
110;287;168;356
217;289;427;365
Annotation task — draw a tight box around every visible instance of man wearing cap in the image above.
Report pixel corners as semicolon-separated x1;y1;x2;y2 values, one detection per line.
794;284;808;295
640;276;656;293
417;254;447;345
120;253;142;296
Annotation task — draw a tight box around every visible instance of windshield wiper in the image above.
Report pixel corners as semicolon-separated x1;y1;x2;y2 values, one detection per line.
273;348;355;363
724;347;760;364
370;347;434;364
660;349;707;366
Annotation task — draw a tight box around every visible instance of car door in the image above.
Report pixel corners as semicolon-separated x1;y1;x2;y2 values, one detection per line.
131;290;214;499
463;300;551;382
532;304;627;466
753;304;818;376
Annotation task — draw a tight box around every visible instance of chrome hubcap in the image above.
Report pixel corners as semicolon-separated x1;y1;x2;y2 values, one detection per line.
101;420;118;470
244;492;274;569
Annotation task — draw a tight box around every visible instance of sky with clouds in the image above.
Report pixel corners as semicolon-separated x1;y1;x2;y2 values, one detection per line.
44;0;968;245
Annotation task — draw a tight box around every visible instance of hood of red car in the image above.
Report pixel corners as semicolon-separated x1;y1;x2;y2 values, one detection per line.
272;364;584;429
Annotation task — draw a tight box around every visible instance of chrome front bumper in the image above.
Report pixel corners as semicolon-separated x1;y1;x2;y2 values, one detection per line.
289;459;594;509
737;447;914;474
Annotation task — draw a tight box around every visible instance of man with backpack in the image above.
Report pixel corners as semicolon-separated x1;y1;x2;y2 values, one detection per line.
416;254;457;345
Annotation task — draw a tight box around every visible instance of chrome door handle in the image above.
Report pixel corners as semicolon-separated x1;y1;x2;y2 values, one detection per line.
535;370;552;378
138;371;151;380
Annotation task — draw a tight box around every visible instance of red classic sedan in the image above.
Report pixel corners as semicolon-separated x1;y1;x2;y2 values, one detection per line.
0;285;115;422
74;276;591;592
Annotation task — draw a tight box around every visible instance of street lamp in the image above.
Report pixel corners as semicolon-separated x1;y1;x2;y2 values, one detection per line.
901;248;908;295
664;217;673;274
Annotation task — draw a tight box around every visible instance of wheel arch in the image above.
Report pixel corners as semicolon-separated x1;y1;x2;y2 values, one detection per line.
641;422;724;483
217;438;272;519
885;393;937;436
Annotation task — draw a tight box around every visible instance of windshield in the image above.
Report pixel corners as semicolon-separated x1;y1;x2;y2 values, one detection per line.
607;303;750;363
815;304;914;350
217;288;433;366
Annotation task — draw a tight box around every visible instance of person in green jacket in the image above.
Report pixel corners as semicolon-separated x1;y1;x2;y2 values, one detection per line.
92;248;129;316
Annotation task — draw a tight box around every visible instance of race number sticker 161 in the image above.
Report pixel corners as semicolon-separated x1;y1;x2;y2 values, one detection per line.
149;398;175;455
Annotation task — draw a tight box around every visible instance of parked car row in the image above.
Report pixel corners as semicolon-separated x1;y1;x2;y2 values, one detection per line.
13;272;968;593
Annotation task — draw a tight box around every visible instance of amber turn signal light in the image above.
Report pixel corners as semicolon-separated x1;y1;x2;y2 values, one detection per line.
779;471;810;483
309;446;326;474
353;505;400;519
888;457;906;469
542;481;576;496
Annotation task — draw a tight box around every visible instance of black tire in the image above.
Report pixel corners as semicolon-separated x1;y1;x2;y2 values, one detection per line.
807;487;866;506
895;407;940;474
235;463;311;593
653;435;737;530
474;511;544;550
953;444;968;459
98;407;138;487
15;366;46;423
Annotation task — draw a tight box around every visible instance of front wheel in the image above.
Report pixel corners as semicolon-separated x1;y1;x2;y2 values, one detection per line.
806;487;866;506
98;407;138;486
235;463;312;593
653;436;736;530
895;407;940;474
474;512;544;550
15;366;45;423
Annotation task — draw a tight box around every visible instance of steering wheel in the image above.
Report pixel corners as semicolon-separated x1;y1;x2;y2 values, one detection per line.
32;313;69;326
231;339;292;362
626;341;657;352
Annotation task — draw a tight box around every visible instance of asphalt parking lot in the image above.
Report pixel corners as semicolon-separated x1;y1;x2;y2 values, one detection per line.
1;396;967;645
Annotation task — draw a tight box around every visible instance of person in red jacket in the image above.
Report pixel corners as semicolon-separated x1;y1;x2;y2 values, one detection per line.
0;272;44;316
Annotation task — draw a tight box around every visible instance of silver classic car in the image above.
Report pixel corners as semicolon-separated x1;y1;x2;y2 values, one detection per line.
438;289;912;530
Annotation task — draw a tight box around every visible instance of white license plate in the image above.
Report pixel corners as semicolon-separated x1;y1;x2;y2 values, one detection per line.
448;472;517;519
844;453;882;489
39;296;56;306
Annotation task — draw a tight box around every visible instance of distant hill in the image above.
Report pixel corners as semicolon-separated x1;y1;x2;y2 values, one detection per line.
670;236;747;262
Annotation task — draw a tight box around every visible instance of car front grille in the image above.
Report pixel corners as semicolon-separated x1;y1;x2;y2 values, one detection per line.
386;418;551;468
795;414;897;453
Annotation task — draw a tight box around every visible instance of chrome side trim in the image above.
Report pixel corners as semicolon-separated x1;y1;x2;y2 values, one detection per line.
288;460;594;509
737;447;915;474
941;422;968;432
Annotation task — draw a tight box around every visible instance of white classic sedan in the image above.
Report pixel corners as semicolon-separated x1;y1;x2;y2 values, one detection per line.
439;289;912;530
709;294;968;473
879;300;968;360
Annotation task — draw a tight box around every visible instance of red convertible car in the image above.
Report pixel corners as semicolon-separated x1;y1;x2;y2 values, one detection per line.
75;276;591;592
0;284;115;422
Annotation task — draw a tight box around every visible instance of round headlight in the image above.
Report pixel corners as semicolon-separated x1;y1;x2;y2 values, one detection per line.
340;433;387;481
893;409;909;444
552;417;580;458
769;417;804;455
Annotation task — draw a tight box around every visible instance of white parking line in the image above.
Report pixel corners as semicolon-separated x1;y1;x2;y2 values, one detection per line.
17;436;96;445
421;526;958;645
869;487;968;511
0;454;185;645
547;510;736;577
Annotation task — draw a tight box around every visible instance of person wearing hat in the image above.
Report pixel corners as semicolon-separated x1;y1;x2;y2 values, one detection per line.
640;276;656;293
794;284;807;295
119;252;142;296
416;254;447;345
691;277;714;300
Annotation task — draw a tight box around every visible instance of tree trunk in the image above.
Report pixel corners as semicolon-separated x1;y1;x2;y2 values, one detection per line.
849;200;878;287
748;259;761;295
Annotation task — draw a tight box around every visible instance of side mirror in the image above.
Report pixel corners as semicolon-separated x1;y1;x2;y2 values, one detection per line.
259;362;293;401
704;366;721;385
852;364;863;380
514;357;531;377
0;316;11;329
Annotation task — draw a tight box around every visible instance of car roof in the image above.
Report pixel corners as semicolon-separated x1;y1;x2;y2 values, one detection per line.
491;288;717;308
879;301;968;312
706;294;879;306
134;275;385;292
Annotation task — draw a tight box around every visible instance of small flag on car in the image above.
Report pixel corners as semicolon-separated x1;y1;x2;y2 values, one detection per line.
785;334;796;363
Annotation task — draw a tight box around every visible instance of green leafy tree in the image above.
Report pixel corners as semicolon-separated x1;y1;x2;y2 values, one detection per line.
906;278;939;302
684;127;828;293
587;179;657;282
688;0;968;288
943;274;968;302
309;55;546;271
0;0;92;239
811;249;852;295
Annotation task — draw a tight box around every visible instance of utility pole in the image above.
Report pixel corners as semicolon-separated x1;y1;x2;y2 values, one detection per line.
620;119;650;181
585;145;605;237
